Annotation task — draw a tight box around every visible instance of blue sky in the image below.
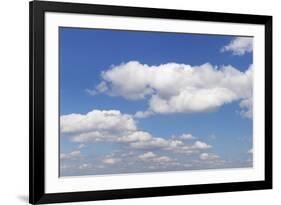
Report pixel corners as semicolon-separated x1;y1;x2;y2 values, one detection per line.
59;27;253;176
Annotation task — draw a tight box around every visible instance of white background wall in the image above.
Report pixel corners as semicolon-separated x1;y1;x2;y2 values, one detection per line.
0;0;279;204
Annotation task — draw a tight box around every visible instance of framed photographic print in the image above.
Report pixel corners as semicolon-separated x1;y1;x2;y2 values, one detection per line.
29;0;272;204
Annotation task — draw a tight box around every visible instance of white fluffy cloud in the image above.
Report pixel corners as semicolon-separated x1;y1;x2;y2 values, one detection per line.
192;141;212;149
94;61;252;118
61;109;212;155
71;130;152;144
60;109;230;175
138;151;156;160
152;156;173;163
130;137;181;149
199;153;220;161
176;133;195;140
221;37;253;56
130;137;211;154
103;157;121;165
117;131;152;142
134;110;154;118
61;110;137;134
78;163;92;170
138;152;173;164
60;150;81;160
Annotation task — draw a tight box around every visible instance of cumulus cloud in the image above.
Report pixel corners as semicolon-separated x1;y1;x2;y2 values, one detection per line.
117;131;152;142
239;98;253;119
60;150;81;160
71;131;108;143
138;151;156;160
192;141;212;149
60;109;218;175
134;110;154;118
130;137;173;149
61;109;137;134
198;153;225;166
221;37;253;55
61;109;212;156
79;163;92;170
152;156;173;163
130;138;211;154
199;153;220;161
71;130;152;144
60;109;151;144
172;133;196;140
103;157;121;165
138;152;173;164
93;61;252;118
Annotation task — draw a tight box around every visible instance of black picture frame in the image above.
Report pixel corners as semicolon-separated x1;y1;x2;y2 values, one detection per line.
29;1;272;204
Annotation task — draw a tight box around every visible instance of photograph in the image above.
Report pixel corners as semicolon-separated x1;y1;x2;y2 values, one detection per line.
0;0;277;203
59;27;254;177
29;1;272;204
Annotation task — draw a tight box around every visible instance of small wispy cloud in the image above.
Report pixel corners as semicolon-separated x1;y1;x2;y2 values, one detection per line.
248;148;253;154
199;153;220;161
134;110;154;119
85;81;108;96
221;37;253;56
60;150;81;160
103;157;121;165
177;133;196;140
85;88;97;96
